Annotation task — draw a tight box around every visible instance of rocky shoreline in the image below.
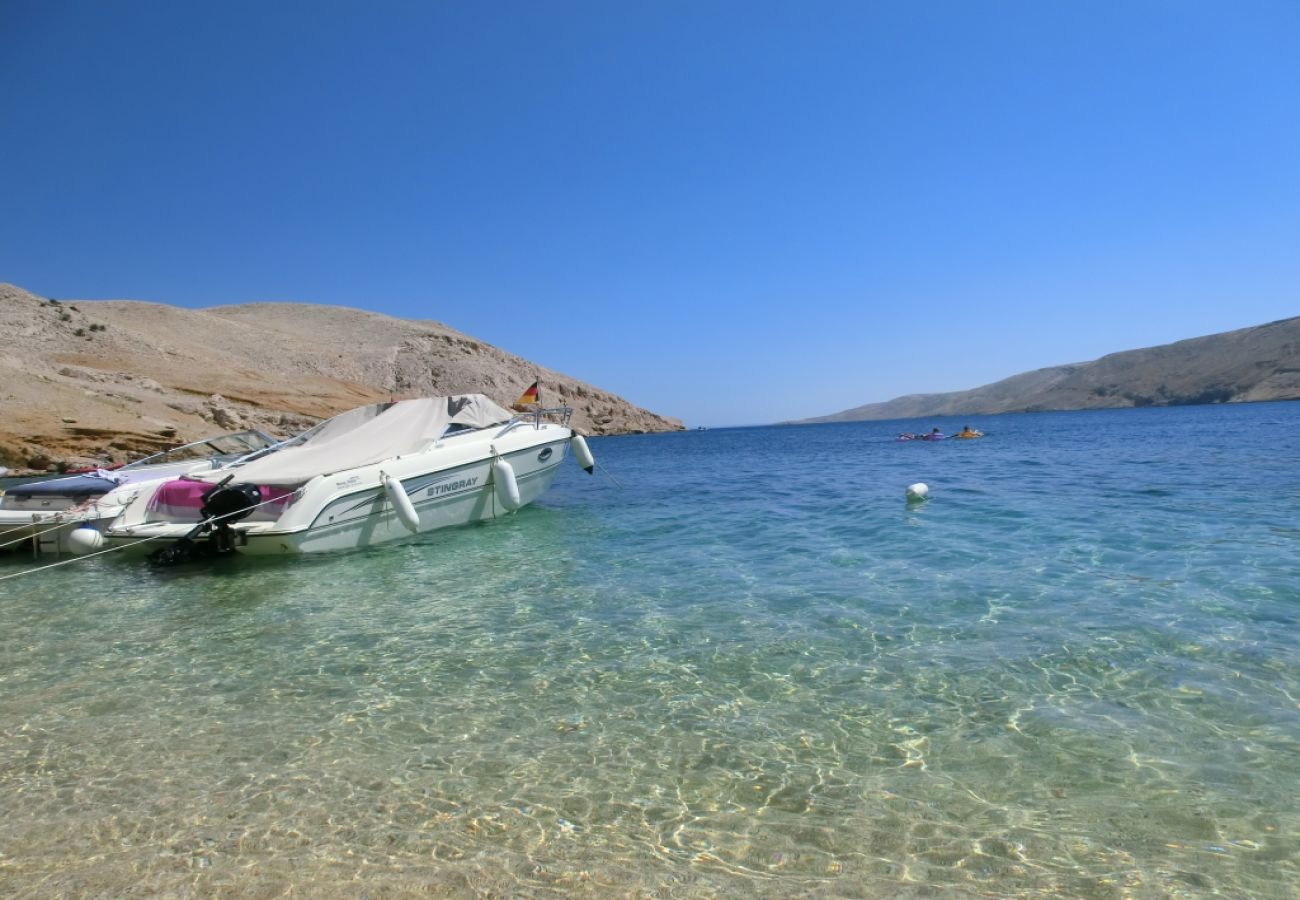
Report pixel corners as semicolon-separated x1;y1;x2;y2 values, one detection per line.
0;283;683;473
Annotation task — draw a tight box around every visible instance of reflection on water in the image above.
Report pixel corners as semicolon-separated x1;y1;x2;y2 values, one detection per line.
1;404;1298;897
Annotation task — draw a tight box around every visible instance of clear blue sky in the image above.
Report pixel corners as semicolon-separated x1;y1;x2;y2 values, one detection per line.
2;1;1297;426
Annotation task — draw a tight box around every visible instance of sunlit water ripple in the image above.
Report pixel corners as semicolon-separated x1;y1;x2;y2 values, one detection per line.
1;403;1297;897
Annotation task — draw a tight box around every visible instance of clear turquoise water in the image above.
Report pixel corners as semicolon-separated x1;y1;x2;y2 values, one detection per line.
1;403;1297;897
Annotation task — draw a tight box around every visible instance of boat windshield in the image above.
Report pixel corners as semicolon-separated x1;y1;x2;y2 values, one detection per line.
123;431;278;468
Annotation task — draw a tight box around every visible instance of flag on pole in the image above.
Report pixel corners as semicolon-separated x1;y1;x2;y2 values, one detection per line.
513;380;540;410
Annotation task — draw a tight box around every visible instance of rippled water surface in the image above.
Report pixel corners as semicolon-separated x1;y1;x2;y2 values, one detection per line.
2;403;1298;897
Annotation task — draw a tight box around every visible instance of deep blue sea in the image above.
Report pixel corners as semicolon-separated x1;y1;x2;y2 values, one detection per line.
1;402;1298;897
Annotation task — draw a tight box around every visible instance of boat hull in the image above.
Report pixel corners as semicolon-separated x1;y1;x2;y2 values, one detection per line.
0;515;111;555
236;442;566;555
0;501;134;555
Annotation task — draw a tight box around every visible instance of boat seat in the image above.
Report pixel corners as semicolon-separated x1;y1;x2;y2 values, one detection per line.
148;477;295;523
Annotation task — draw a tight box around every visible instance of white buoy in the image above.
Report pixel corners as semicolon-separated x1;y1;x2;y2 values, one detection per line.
493;458;522;511
67;526;105;554
571;433;595;474
905;482;929;502
382;474;420;533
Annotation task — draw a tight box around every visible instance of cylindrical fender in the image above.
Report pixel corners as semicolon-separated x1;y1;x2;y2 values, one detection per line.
493;457;522;511
67;525;105;555
383;474;420;533
571;433;595;474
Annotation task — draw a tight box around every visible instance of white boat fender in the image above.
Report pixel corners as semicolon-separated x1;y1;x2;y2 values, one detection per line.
68;525;104;554
492;457;522;511
905;482;929;502
571;433;595;474
382;474;420;533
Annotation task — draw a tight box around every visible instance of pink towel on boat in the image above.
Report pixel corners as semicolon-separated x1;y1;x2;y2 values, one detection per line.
149;477;294;519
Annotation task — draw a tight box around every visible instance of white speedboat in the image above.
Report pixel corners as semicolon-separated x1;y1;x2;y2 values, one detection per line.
104;395;594;563
0;430;279;556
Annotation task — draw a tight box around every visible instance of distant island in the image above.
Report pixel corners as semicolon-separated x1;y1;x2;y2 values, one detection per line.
792;316;1300;423
0;283;683;471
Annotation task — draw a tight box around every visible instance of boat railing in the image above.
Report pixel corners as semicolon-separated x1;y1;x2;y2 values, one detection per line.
528;405;573;427
491;406;573;440
513;405;573;429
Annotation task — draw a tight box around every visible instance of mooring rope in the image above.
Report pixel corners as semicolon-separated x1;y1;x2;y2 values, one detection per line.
596;461;623;490
0;532;173;581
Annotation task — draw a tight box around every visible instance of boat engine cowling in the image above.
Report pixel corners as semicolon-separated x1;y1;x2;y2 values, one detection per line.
201;483;263;525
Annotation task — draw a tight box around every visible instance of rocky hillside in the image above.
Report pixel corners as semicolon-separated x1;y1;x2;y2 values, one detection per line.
796;316;1300;423
0;283;682;471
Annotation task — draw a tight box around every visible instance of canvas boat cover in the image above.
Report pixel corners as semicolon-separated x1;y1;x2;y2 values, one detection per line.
3;474;120;500
193;395;516;487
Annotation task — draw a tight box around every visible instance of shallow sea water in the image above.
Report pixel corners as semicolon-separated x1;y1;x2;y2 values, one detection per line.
1;403;1298;898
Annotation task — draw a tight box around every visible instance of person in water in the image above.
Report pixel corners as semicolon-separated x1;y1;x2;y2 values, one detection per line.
956;425;982;438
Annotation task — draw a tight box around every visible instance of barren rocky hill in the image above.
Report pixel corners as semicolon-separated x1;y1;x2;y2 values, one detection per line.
795;316;1300;423
0;283;682;471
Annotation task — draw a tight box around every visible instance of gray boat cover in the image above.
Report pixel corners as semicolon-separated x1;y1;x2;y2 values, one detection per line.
195;395;515;487
4;474;120;499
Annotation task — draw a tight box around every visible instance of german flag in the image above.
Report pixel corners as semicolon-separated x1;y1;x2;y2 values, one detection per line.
512;380;540;410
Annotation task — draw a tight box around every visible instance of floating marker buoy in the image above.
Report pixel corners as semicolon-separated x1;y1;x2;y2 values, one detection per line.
67;526;104;554
493;458;521;511
382;474;420;533
905;482;929;502
571;433;595;474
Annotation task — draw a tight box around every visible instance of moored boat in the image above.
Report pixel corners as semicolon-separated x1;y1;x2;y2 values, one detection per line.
104;395;593;563
0;430;278;556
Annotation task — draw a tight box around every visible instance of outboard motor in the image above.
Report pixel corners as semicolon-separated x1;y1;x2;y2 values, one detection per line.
149;481;263;566
201;483;262;524
200;483;263;554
